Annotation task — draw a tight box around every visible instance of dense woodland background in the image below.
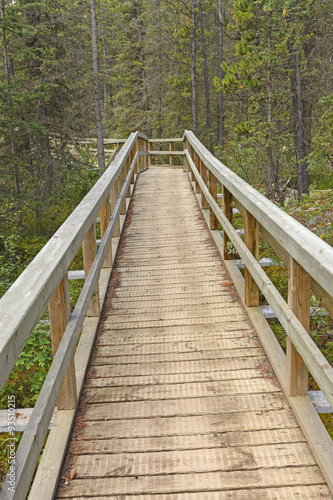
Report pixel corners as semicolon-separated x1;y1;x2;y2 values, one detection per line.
0;0;333;294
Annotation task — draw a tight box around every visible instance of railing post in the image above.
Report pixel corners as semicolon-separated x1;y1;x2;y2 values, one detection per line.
169;141;174;167
193;151;201;195
82;223;100;316
119;162;127;215
100;195;112;268
208;170;218;230
244;209;260;305
286;257;310;396
222;186;233;260
49;274;77;410
199;158;208;209
148;141;152;166
110;181;120;237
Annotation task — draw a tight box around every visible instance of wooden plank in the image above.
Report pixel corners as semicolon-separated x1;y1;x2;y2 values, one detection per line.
56;487;333;500
73;427;306;455
78;408;300;441
222;185;233;260
93;355;267;378
56;467;325;497
82;393;288;421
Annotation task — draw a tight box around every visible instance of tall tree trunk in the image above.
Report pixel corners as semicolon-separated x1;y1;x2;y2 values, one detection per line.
136;0;151;137
191;0;197;136
89;0;105;176
1;0;22;225
198;0;213;152
217;0;224;147
156;0;163;138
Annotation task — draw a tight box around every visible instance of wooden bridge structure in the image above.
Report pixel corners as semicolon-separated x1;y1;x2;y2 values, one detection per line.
1;132;333;499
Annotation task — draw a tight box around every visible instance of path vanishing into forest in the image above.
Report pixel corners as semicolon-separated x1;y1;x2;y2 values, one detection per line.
1;132;333;500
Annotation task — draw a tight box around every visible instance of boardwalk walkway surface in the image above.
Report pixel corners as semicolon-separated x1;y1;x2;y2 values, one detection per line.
56;167;331;499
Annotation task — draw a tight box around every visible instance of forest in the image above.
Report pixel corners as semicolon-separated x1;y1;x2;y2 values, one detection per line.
0;0;333;294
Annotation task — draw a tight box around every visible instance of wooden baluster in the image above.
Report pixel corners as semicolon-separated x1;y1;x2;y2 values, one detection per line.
194;151;201;194
169;141;174;167
208;170;218;230
244;209;259;305
126;155;131;198
148;141;152;166
111;181;120;237
286;257;310;396
49;274;77;410
100;195;112;268
222;186;233;260
200;158;208;209
82;223;100;317
119;162;126;215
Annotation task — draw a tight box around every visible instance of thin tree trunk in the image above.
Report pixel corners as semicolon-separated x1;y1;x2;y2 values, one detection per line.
191;0;197;136
1;0;22;225
156;0;163;138
199;0;213;152
136;1;151;137
217;0;224;147
89;0;105;176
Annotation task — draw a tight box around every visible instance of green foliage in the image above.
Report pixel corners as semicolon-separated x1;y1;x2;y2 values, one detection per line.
0;323;52;408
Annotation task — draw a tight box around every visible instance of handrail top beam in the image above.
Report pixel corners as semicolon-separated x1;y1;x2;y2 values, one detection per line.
184;130;333;298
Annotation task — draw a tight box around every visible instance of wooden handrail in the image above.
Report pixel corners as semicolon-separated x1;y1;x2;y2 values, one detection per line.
0;132;148;499
183;130;333;492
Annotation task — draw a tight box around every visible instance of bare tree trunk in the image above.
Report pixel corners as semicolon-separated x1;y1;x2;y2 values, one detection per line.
89;0;105;176
136;0;151;137
156;0;163;138
217;0;224;147
198;0;213;152
1;0;22;225
191;0;198;136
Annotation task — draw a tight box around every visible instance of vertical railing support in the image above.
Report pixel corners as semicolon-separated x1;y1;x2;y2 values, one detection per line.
100;195;112;268
244;209;260;305
49;274;77;410
200;158;208;209
148;141;152;166
222;186;233;260
194;151;201;195
208;170;218;230
82;223;100;317
286;257;310;396
169;141;174;167
111;181;120;237
119;162;127;215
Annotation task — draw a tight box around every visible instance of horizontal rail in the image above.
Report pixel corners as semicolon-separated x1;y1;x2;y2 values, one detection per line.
184;131;333;298
148;150;184;155
0;134;139;388
184;131;333;492
185;148;333;410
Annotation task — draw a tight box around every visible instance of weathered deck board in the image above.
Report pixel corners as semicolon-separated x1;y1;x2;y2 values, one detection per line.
56;167;331;499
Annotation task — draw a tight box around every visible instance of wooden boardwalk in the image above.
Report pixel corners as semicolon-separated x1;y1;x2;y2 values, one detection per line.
56;167;331;499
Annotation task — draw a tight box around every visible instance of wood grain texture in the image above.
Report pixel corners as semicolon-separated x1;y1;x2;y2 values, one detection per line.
55;167;330;500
